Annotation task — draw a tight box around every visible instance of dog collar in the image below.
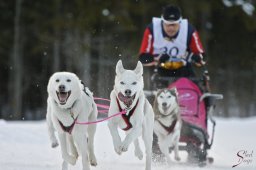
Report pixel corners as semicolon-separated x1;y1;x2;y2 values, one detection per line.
116;97;139;131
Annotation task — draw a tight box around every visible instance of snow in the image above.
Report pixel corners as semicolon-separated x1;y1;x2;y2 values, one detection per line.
0;117;256;170
222;0;255;16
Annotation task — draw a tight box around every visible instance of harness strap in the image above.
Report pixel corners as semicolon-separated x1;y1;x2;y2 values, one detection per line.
116;97;139;131
58;116;78;134
81;81;90;96
157;119;177;134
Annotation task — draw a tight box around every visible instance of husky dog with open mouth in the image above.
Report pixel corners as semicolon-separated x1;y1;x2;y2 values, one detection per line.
153;88;182;165
108;60;154;170
46;72;98;170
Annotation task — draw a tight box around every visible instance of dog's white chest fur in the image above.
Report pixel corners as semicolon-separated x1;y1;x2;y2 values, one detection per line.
50;101;77;126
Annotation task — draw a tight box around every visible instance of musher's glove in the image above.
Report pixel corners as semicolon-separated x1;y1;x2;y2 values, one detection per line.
159;54;170;63
139;53;154;64
191;54;202;63
191;54;206;66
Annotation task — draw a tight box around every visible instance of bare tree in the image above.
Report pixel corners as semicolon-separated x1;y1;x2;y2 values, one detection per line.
53;38;60;72
8;0;23;119
52;1;61;72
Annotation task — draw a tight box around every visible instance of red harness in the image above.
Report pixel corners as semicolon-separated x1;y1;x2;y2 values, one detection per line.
116;97;139;131
58;116;78;134
157;119;177;134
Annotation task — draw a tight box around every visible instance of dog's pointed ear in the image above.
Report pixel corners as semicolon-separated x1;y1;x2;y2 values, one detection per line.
116;60;125;75
153;90;159;96
170;87;178;96
134;61;143;76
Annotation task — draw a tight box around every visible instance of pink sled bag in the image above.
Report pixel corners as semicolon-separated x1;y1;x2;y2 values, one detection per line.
168;78;207;132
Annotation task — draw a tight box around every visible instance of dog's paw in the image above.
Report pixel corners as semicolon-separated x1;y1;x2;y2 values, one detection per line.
51;141;59;148
121;147;128;152
114;146;122;155
113;141;123;155
120;142;129;152
90;158;97;166
134;149;143;160
89;153;97;166
74;153;79;159
70;149;78;159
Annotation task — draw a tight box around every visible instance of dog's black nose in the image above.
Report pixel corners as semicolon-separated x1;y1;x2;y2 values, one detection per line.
59;85;65;91
162;102;167;107
125;89;131;96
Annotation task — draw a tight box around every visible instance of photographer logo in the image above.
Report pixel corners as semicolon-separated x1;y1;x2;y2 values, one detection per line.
232;150;253;168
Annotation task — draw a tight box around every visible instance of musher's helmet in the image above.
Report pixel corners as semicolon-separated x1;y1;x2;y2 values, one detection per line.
162;5;182;24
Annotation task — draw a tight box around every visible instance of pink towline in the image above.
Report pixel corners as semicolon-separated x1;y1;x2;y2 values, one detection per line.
94;97;111;102
75;110;126;125
96;103;110;110
75;96;125;125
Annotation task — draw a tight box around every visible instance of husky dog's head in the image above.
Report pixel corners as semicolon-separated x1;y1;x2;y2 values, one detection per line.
47;72;83;109
154;88;179;117
114;60;144;108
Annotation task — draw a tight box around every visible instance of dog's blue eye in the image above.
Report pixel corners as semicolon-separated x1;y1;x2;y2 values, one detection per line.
160;96;163;98
56;79;59;82
132;82;137;85
168;96;172;98
120;81;125;85
67;79;71;82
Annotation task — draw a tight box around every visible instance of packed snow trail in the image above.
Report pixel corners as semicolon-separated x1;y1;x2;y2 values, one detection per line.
0;118;255;170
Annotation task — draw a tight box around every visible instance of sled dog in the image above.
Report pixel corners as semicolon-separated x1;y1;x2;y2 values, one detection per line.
153;88;182;165
46;72;98;170
108;60;154;170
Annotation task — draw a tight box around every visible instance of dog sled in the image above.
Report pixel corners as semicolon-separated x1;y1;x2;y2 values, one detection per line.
144;58;223;166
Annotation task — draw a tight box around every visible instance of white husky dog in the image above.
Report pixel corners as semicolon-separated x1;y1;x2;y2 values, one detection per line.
46;72;98;170
108;60;154;170
153;88;182;165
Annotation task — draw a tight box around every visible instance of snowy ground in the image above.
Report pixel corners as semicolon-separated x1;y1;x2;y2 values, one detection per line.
0;117;256;170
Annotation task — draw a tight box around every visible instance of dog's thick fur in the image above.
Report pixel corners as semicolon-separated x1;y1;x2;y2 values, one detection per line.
46;72;98;170
108;60;154;170
153;88;182;165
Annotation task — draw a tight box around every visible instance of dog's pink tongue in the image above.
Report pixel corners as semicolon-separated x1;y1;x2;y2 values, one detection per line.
118;92;133;107
59;93;68;102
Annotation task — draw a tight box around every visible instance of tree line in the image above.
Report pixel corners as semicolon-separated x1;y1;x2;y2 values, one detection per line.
0;0;255;120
